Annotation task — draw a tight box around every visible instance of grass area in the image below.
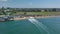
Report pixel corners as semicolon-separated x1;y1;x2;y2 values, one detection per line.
15;12;60;15
1;11;60;16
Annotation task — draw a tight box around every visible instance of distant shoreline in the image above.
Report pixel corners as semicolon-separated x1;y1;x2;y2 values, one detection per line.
13;16;60;20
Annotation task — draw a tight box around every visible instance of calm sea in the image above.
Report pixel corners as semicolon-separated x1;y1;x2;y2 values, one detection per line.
0;17;60;34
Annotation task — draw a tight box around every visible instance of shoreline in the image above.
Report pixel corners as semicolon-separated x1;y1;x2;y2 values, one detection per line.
13;16;60;20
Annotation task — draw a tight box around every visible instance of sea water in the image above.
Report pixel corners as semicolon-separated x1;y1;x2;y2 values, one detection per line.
0;17;60;34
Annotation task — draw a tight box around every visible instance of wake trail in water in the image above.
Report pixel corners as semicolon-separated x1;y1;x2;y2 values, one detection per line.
28;18;55;34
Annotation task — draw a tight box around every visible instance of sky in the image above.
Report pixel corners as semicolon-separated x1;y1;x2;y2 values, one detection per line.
0;0;60;8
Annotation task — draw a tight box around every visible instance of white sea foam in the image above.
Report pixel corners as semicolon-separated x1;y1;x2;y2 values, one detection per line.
28;18;55;34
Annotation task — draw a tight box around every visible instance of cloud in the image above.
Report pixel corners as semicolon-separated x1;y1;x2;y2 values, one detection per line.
0;0;8;1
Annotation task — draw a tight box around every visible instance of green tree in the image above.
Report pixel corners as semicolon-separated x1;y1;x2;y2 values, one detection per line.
24;12;27;15
2;7;6;15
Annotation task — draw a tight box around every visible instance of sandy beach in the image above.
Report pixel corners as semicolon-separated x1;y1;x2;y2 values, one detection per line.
13;16;60;20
